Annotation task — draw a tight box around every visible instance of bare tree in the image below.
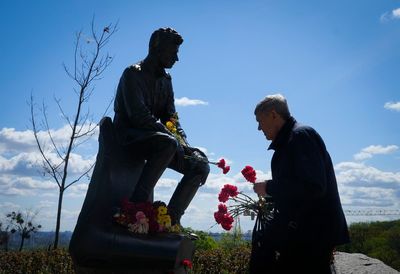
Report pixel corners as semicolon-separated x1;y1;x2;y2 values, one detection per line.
6;210;42;251
30;19;117;249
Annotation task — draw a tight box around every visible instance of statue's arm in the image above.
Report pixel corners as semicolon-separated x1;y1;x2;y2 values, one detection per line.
160;79;187;140
120;68;170;134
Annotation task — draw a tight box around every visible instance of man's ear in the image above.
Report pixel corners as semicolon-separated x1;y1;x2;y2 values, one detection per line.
270;109;277;119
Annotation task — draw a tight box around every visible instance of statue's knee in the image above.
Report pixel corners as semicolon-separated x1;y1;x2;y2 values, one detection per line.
159;134;178;153
201;163;210;176
196;163;210;185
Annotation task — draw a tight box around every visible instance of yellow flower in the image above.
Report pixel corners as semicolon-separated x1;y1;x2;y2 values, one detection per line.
160;215;171;227
157;206;168;215
166;121;175;132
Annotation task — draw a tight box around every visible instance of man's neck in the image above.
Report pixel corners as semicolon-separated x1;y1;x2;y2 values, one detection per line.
142;55;165;77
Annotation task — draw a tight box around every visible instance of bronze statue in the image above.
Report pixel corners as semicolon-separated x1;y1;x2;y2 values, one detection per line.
69;28;203;273
113;27;210;225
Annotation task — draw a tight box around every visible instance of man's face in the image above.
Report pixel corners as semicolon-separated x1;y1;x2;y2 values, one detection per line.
256;111;279;141
158;43;179;69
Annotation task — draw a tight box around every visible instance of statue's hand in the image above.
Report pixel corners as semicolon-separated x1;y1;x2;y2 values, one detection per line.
187;147;208;163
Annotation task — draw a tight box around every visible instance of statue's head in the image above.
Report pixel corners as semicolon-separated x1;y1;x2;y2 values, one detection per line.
149;27;183;69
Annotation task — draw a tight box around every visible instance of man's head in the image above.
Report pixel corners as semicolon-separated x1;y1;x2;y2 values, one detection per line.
254;94;291;141
149;27;183;69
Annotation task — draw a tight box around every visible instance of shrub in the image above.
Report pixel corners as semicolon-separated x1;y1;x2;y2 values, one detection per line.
0;249;74;274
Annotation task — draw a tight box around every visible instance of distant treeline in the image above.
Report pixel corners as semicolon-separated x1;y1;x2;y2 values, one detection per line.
336;219;400;271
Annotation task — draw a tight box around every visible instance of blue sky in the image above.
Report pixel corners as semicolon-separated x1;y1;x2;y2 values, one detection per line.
1;1;399;232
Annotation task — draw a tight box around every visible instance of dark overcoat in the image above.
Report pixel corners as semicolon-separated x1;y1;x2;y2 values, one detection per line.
264;116;350;250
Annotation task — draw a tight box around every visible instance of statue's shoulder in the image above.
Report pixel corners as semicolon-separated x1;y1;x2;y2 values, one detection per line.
126;63;142;73
121;63;142;81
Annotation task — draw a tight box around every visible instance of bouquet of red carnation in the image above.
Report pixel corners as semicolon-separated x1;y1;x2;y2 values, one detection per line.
213;166;274;231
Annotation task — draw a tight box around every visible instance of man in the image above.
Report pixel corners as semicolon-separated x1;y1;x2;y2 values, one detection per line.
113;27;210;225
251;94;349;273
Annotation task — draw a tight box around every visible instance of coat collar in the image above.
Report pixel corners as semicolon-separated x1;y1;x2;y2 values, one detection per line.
268;116;296;151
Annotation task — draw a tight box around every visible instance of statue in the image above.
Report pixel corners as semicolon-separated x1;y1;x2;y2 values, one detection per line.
69;28;206;273
113;27;210;225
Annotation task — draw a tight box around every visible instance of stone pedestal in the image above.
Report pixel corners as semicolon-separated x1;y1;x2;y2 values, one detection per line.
69;117;194;274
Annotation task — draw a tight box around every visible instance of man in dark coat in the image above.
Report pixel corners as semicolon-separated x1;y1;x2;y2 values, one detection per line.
251;94;349;273
113;28;209;225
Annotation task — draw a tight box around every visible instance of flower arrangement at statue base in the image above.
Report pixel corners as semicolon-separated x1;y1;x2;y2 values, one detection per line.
113;199;181;234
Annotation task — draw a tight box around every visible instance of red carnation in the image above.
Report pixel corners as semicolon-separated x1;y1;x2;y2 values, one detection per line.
182;259;193;269
221;221;233;231
214;211;224;224
218;203;227;213
220;213;234;231
223;184;239;197
214;205;234;231
217;158;226;168
218;184;238;202
241;165;257;183
223;166;230;174
218;191;228;202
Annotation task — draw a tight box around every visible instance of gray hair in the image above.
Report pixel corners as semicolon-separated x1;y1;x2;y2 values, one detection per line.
254;94;291;120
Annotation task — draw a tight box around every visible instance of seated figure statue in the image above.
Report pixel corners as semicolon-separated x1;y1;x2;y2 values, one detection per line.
113;27;210;225
69;28;208;273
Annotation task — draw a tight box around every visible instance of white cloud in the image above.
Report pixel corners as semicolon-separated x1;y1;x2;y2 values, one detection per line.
65;183;89;198
0;124;98;155
0;175;57;196
380;8;400;22
384;101;400;112
333;158;400;227
335;161;400;185
175;97;208;106
353;145;399;161
155;178;179;188
393;8;400;18
0;125;97;178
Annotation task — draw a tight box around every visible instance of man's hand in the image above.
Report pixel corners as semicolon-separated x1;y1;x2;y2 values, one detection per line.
253;181;267;197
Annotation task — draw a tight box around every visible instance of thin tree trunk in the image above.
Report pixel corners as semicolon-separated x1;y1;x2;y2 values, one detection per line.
53;188;64;249
18;236;25;251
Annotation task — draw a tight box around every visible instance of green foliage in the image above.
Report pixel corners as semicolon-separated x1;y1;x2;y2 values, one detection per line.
5;211;42;251
185;228;218;251
218;231;249;250
336;219;400;271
